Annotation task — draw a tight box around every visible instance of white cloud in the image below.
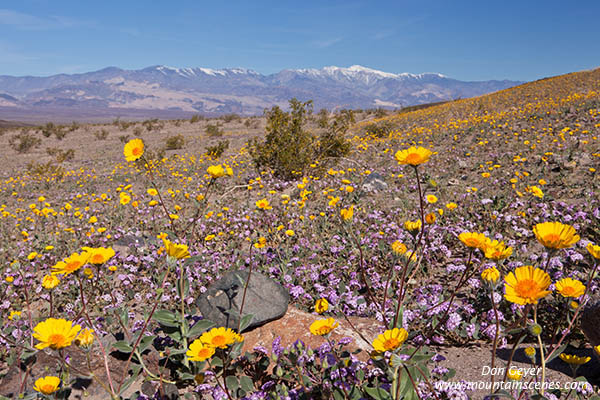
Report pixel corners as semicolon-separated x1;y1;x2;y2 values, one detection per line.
0;9;88;30
311;37;343;49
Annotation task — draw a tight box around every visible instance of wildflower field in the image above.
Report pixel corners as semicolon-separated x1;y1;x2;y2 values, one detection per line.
0;68;599;399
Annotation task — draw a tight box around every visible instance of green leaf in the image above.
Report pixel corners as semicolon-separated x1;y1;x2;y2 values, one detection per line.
364;386;391;400
138;335;156;353
225;375;239;393
239;314;254;332
390;354;404;368
177;372;196;381
546;343;568;363
113;341;133;353
152;309;178;327
239;375;254;392
187;319;215;338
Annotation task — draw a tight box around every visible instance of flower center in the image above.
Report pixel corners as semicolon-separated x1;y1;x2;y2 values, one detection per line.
543;233;561;245
198;348;212;358
132;147;142;156
383;338;401;350
406;153;422;164
212;335;227;347
91;254;104;263
49;333;67;349
65;261;82;273
514;279;539;299
40;384;56;394
561;286;575;296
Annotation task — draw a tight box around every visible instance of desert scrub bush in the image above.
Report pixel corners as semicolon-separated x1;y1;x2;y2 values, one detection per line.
118;134;131;143
243;117;259;129
8;132;42;153
165;134;185;150
26;160;64;181
220;113;241;123
190;114;203;123
362;120;396;138
94;129;109;140
46;147;75;163
318;109;353;160
132;126;143;136
205;139;229;158
143;118;163;132
205;123;223;137
249;98;315;180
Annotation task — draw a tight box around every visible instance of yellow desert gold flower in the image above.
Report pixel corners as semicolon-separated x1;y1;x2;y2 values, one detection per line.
254;237;267;249
82;247;115;265
186;339;216;362
200;327;239;349
51;251;90;276
255;198;272;210
147;188;158;196
314;298;329;314
528;185;544;199
119;192;131;205
162;238;191;259
33;318;81;350
426;194;438;204
33;376;60;395
533;222;580;249
207;164;226;178
481;266;500;283
309;318;339;336
340;205;354;221
391;241;407;256
394;146;433;166
42;274;60;290
555;278;586;298
446;202;457;210
559;353;590;365
285;229;295;237
75;328;95;348
587;243;600;259
524;346;536;358
458;232;487;250
123;138;144;162
484;240;513;261
425;212;436;224
507;368;523;381
372;328;408;353
504;266;552;305
404;219;421;233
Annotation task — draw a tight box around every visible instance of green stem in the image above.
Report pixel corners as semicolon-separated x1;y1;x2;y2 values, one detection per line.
534;306;546;396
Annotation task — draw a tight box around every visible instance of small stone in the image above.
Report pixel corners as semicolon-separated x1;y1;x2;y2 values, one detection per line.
362;172;388;192
196;270;289;331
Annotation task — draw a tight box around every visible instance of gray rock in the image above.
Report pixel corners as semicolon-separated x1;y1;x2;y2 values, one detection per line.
362;172;388;192
197;270;289;332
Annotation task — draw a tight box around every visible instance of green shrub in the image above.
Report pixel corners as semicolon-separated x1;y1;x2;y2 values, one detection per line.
94;129;109;140
362;121;395;138
205;140;230;158
190;114;203;123
9;132;42;153
133;126;143;137
205;123;223;137
119;134;130;143
165;134;185;150
46;147;75;163
249;98;315;180
221;113;240;123
318;109;353;160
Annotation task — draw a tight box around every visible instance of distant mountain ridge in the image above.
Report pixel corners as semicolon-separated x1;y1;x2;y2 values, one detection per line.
0;65;522;122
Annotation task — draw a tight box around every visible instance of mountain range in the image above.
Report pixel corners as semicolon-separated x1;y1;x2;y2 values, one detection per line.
0;65;522;122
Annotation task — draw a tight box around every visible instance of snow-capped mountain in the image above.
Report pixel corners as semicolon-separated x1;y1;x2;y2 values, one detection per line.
0;65;521;121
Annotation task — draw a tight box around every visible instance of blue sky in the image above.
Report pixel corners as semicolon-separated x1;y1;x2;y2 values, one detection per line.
1;0;598;81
